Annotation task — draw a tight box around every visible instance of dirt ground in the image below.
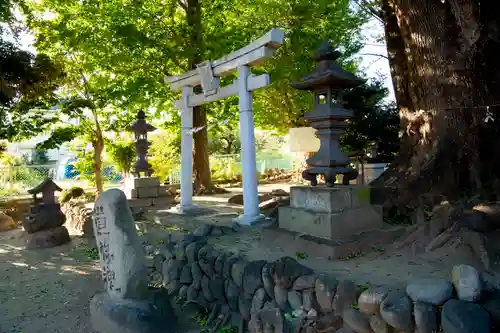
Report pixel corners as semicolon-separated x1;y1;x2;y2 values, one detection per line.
0;229;102;333
150;197;500;289
1;183;499;332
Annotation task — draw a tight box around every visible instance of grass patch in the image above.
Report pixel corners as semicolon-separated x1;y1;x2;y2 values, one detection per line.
219;326;238;333
160;224;186;232
295;252;308;260
74;245;100;260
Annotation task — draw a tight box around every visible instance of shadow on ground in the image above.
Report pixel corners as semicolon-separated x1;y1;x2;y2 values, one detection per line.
0;229;102;333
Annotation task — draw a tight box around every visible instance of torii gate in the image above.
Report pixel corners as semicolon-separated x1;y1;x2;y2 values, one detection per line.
164;28;284;225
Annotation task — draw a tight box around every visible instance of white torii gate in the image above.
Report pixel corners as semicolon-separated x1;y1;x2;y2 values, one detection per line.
164;28;284;225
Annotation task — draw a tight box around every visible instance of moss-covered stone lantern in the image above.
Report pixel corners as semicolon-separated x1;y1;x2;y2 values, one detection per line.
291;41;365;186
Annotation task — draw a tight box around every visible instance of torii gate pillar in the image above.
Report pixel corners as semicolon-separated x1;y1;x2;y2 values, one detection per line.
237;65;260;223
165;29;284;224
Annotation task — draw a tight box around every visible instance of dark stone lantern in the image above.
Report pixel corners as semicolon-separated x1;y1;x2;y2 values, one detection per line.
291;41;365;187
129;110;156;177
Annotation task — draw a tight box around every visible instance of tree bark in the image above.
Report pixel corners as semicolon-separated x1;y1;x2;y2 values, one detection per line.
374;0;500;210
186;0;213;193
192;104;213;191
93;138;104;197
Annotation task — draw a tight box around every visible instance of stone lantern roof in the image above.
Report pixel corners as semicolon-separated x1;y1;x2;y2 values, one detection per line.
129;110;156;134
27;178;62;195
291;41;365;91
28;178;63;205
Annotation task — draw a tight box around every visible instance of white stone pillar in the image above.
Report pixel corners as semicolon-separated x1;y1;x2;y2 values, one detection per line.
179;86;195;210
237;65;263;225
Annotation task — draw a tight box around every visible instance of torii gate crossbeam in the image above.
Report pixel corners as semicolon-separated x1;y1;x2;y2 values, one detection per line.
164;29;284;225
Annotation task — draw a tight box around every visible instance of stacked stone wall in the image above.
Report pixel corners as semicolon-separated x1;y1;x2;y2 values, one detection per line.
152;224;499;333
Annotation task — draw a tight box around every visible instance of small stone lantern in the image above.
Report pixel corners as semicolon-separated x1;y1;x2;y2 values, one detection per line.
291;41;365;187
24;178;70;249
129;110;156;177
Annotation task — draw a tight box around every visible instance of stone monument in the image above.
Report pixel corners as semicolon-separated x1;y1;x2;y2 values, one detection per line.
89;188;177;333
124;110;175;213
278;42;390;258
23;178;71;249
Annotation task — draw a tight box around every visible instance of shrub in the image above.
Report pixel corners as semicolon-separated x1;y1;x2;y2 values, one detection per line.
149;131;179;182
107;140;135;176
60;186;85;203
210;156;241;182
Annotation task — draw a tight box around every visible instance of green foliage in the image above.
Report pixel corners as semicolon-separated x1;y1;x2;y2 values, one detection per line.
0;44;65;141
340;78;400;159
106;140;136;175
74;244;100;260
1;0;65;141
149;131;179;182
24;0;369;135
0;141;6;155
219;327;238;333
208;127;241;155
36;126;84;150
13;165;45;187
295;252;308;260
245;0;368;133
210;156;241;182
20;0;388;187
73;149;97;186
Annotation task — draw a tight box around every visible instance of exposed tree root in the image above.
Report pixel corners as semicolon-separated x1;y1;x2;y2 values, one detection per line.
396;203;499;272
193;184;229;196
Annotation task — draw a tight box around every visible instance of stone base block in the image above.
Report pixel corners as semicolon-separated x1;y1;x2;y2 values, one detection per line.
25;226;70;249
278;205;382;240
89;290;177;333
157;186;169;197
290;185;371;213
132;177;161;188
127;185;170;199
128;196;176;214
137;186;159;199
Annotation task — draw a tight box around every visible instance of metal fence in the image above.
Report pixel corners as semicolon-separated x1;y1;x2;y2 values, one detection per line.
0;158;389;199
0;163;123;199
0;164;56;198
167;154;300;185
166;155;388;185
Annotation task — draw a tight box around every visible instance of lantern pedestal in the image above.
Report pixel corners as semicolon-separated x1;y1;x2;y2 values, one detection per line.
124;176;175;214
275;42;403;258
276;185;402;259
278;185;382;238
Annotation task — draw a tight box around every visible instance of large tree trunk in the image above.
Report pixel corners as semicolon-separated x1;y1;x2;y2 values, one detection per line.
193;104;213;192
374;0;500;211
186;0;213;194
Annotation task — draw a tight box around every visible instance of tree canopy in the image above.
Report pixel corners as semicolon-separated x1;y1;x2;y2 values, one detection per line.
0;1;64;140
1;0;402;195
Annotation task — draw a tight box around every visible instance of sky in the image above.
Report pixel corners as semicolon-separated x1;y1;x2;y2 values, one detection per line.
357;20;395;102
